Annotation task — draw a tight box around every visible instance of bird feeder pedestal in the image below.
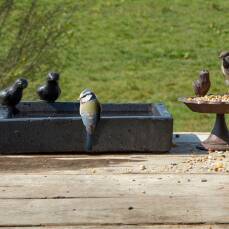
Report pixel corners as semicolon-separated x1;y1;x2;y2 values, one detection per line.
200;114;229;150
179;97;229;151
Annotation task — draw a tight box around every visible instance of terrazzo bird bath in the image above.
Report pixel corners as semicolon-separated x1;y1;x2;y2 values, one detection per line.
0;102;173;153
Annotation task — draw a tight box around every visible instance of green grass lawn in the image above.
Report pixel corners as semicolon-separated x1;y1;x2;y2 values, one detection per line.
19;0;229;131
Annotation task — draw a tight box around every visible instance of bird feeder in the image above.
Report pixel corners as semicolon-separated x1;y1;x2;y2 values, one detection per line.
179;96;229;150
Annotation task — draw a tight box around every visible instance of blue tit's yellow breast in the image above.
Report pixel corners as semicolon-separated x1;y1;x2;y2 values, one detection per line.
80;99;100;115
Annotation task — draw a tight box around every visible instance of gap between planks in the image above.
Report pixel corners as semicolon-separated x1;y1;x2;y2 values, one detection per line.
1;224;229;228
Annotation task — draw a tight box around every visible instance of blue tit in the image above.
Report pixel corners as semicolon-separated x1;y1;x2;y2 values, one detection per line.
79;89;101;151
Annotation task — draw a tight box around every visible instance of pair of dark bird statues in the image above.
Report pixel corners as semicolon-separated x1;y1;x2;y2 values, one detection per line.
193;51;229;97
0;72;61;112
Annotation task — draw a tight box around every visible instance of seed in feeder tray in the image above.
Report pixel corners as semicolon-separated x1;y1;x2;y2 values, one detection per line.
187;94;229;103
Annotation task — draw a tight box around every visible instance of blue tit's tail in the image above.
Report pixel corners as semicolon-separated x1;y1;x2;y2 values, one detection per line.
85;132;93;151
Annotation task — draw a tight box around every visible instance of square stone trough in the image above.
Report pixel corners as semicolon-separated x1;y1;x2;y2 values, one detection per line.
0;102;173;153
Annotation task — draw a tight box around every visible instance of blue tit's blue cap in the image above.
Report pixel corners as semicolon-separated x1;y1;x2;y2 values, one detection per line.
79;88;93;99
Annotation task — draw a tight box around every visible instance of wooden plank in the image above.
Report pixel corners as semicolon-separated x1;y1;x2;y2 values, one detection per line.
0;148;228;175
0;195;228;226
0;174;228;225
0;174;228;199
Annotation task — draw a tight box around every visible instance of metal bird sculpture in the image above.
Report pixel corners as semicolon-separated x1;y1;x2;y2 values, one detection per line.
193;70;211;97
37;72;61;103
0;78;28;115
219;51;229;85
79;89;101;151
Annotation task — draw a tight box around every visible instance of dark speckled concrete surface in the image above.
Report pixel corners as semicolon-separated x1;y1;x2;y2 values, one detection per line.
0;102;173;153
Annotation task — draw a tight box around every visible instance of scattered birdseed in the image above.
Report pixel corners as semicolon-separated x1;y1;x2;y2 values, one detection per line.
140;165;146;170
215;162;224;169
218;168;224;172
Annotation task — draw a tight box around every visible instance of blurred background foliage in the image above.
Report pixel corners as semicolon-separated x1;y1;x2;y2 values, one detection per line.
0;0;229;131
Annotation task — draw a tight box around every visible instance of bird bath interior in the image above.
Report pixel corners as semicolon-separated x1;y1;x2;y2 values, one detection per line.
179;97;229;150
0;102;173;153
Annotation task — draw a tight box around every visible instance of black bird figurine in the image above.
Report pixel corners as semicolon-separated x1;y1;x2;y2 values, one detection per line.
37;72;61;103
219;51;229;85
193;70;211;97
0;78;28;115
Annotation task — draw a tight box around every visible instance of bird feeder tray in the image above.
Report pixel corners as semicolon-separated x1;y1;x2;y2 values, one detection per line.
179;97;229;150
0;102;173;154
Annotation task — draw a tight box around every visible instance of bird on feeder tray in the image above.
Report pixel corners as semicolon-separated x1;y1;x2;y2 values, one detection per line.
0;78;28;115
193;70;211;97
219;51;229;85
37;72;61;103
79;89;101;151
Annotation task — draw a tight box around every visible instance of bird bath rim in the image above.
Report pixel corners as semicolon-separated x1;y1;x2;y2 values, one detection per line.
178;97;229;114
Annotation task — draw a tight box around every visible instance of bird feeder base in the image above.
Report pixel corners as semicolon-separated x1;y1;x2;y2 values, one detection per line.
179;97;229;151
197;114;229;151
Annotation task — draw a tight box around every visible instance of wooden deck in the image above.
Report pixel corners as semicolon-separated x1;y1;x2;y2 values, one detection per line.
0;132;228;228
